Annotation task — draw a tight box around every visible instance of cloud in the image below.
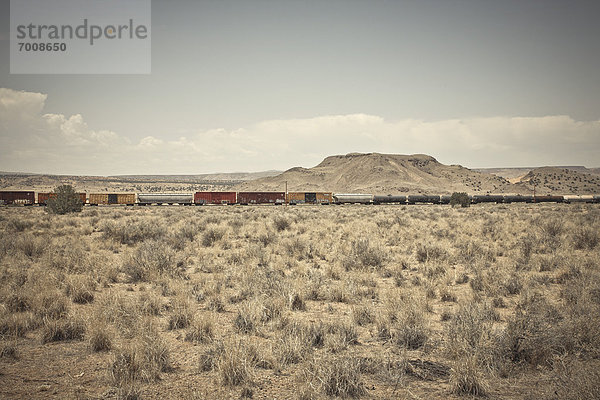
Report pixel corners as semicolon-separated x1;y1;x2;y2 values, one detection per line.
0;87;598;174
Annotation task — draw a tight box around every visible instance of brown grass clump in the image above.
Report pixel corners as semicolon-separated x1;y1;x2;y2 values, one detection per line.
123;240;179;282
450;355;488;397
64;274;96;304
87;318;113;352
217;338;259;386
303;354;366;398
40;314;86;343
185;314;214;343
167;295;194;330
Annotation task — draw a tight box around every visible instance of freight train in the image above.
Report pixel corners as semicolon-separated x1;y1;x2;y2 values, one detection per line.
0;190;599;206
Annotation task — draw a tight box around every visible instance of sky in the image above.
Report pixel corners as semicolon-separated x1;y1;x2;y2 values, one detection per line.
1;0;599;175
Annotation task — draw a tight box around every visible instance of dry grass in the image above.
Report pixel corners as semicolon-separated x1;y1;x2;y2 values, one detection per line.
0;203;599;399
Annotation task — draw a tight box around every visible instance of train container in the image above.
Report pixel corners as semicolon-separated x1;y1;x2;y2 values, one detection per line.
373;195;407;204
472;195;504;204
89;193;136;205
0;191;35;205
563;195;595;203
287;192;333;204
194;192;237;205
332;194;373;204
238;192;285;205
38;192;87;205
503;195;533;203
137;193;194;205
407;195;440;204
533;195;564;203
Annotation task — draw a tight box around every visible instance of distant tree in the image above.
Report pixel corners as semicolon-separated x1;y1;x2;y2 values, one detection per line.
46;185;83;214
450;192;470;208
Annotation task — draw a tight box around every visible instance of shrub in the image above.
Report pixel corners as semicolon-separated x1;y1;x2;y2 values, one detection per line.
304;355;366;398
167;296;194;330
185;314;214;343
40;315;86;343
450;355;488;396
572;227;599;250
123;240;178;282
273;216;291;232
46;185;83;215
202;226;225;247
450;192;470;208
217;339;259;386
88;319;113;352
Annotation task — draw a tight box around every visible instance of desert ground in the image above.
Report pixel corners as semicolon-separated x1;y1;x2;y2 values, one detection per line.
0;203;599;399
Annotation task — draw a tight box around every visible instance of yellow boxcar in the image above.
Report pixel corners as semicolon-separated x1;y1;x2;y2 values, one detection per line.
89;193;108;205
117;193;136;205
316;192;333;204
286;192;306;204
286;192;332;204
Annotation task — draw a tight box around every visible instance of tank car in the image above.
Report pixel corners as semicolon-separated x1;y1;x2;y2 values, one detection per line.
503;195;533;203
472;195;504;204
373;195;407;204
407;195;441;204
333;193;373;204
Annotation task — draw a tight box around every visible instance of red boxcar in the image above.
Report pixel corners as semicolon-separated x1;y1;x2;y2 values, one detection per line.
38;192;87;205
237;192;285;205
0;191;35;205
194;192;237;205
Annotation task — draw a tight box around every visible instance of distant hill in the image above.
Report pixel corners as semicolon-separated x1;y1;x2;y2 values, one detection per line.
236;153;527;194
0;170;281;192
111;171;282;182
514;167;600;195
475;166;600;183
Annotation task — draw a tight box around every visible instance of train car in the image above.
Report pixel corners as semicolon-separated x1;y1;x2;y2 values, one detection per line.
38;192;87;205
137;193;193;205
237;192;285;205
287;192;333;205
595;195;600;204
563;195;595;204
89;193;136;205
333;193;373;204
472;195;504;204
440;195;452;204
0;191;35;205
373;195;407;204
503;195;533;203
532;195;564;203
407;195;441;204
194;192;237;205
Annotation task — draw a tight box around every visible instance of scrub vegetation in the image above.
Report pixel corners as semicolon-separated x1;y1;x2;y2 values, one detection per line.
0;203;599;399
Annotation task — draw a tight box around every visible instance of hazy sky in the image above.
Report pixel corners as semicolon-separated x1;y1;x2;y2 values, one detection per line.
1;0;599;175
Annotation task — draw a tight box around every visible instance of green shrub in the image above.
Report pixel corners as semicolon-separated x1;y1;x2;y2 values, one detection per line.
450;192;470;208
46;185;83;214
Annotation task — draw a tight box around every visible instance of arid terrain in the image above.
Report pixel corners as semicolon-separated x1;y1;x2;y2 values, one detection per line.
1;202;599;399
0;171;281;194
3;153;600;196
